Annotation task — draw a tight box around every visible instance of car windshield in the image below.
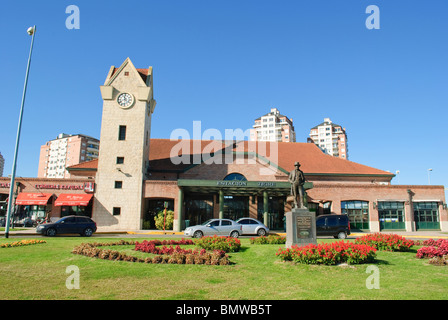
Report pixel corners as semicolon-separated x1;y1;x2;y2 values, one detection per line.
55;217;67;223
201;219;213;226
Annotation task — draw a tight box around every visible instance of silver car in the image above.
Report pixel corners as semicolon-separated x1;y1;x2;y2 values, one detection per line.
236;218;269;236
184;219;242;238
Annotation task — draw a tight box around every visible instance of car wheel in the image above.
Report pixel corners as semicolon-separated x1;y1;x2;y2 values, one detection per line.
193;231;203;238
82;228;93;237
257;228;267;236
230;231;240;238
46;228;56;237
336;232;347;239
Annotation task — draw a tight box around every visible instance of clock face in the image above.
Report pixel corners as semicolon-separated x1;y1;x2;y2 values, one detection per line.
117;93;134;108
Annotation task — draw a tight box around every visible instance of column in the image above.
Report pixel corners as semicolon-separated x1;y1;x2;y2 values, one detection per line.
263;190;268;227
219;189;224;219
177;187;184;232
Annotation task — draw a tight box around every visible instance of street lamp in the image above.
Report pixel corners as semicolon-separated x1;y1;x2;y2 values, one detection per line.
427;168;433;185
395;170;400;184
4;26;36;238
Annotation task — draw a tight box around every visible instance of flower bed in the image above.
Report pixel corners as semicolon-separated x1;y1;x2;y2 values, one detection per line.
276;241;377;265
1;239;46;248
416;239;448;260
72;239;231;265
194;236;241;252
250;235;286;245
354;233;414;252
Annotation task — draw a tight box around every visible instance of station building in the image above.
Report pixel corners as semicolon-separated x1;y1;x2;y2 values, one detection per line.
0;58;447;232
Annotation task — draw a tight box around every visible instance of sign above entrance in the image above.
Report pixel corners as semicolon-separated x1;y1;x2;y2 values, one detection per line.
178;179;313;190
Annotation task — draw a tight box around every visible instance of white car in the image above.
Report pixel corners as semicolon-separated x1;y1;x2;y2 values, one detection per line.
184;219;242;238
236;218;269;236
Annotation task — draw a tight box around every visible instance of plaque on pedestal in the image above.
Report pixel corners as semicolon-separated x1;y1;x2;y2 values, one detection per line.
285;208;317;248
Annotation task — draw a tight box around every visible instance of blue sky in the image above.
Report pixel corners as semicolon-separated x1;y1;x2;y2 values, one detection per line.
1;0;447;192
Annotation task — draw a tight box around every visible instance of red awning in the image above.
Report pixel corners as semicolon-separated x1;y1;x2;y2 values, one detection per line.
54;194;93;206
15;193;53;205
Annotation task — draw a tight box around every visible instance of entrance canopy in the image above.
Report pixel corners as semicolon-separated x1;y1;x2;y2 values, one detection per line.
55;194;93;206
15;193;53;205
178;179;313;196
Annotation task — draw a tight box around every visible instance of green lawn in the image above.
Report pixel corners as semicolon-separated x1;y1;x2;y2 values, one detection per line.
0;237;446;300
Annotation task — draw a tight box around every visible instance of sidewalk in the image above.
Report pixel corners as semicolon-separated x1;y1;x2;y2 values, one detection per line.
1;227;447;239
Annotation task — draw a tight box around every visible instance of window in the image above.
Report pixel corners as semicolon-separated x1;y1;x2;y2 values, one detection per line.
116;157;124;164
378;201;405;230
221;220;232;226
115;181;123;189
413;202;440;230
323;201;331;214
113;207;121;215
341;200;369;230
118;125;126;140
223;173;247;181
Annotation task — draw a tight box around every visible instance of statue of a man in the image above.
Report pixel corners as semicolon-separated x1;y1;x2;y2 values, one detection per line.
288;161;306;209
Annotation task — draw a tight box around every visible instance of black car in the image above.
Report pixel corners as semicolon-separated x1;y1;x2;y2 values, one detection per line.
36;215;97;237
316;214;351;239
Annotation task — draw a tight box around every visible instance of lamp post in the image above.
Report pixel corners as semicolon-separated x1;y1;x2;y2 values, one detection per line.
427;168;433;185
4;26;36;238
395;170;400;184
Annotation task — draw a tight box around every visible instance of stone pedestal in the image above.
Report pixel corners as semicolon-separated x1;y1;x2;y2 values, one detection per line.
285;208;317;248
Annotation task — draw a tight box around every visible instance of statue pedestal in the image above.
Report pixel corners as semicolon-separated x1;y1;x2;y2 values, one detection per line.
285;208;317;248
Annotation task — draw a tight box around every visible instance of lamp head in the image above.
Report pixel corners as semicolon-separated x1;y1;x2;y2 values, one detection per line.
27;26;35;35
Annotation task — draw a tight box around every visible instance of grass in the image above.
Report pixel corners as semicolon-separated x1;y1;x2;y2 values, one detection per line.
0;236;446;300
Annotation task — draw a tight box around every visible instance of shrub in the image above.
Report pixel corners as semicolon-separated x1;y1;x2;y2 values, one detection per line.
428;255;448;266
72;239;231;265
154;210;174;230
416;239;448;260
354;233;414;252
250;235;286;245
276;241;377;265
0;239;46;248
194;236;241;252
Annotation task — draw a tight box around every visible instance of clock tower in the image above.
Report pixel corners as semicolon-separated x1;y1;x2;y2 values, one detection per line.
93;58;156;229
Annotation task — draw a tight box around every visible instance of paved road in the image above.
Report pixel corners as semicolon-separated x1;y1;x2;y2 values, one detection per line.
1;228;447;240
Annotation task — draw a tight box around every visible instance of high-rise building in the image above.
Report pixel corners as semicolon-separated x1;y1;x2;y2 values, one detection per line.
37;133;100;178
308;117;348;159
250;108;296;142
0;152;4;177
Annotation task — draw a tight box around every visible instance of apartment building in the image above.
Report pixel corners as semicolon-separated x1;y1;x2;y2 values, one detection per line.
250;108;296;142
308;118;348;159
37;133;100;178
0;152;4;177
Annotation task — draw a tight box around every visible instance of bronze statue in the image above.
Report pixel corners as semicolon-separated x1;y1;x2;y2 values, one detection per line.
288;161;306;209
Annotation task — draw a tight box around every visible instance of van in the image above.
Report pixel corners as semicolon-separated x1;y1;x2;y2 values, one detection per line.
316;214;351;239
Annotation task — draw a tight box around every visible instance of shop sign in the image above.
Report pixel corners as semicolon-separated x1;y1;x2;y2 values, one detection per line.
35;184;84;190
0;183;11;188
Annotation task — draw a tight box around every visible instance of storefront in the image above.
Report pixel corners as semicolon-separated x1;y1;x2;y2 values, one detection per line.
55;193;94;217
0;178;95;225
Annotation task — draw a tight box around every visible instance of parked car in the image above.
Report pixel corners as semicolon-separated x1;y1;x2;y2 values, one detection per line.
36;215;97;237
316;214;351;239
236;218;269;236
184;219;242;238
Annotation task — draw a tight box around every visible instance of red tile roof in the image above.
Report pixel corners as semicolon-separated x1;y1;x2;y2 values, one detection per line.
66;139;394;178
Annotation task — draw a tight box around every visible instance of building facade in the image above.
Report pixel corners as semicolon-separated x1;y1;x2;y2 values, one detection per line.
37;133;99;179
0;152;4;177
1;59;446;234
250;108;296;142
309;117;348;159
